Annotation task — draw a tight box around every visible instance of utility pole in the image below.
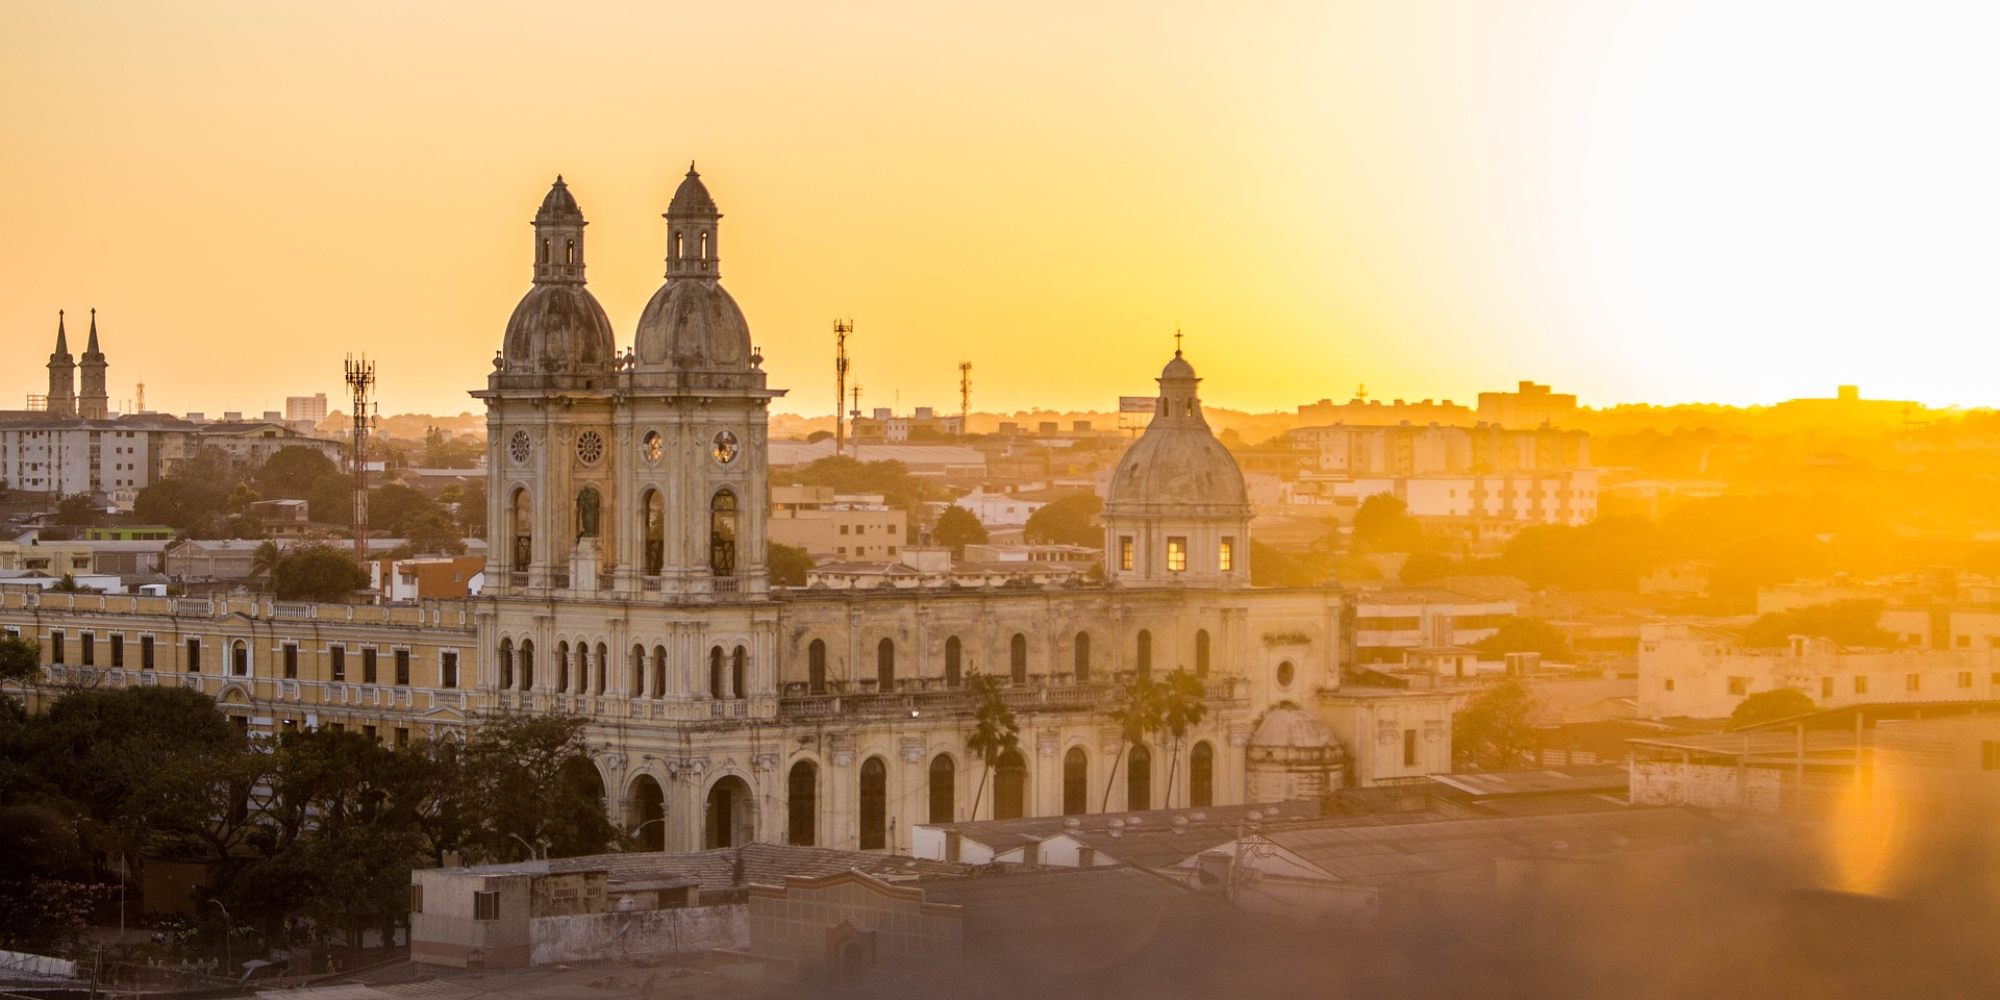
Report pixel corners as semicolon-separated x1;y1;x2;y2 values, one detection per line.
833;319;852;456
345;355;376;565
850;385;863;455
958;361;972;439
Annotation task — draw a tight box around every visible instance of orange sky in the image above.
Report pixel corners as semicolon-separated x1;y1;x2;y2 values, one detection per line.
5;1;1996;418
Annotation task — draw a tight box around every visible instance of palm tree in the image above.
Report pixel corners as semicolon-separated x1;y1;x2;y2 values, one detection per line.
964;672;1018;819
249;540;282;589
1101;674;1163;812
1157;667;1209;809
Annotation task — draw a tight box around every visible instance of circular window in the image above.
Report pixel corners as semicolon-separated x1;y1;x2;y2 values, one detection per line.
508;430;532;464
642;430;664;465
711;429;739;465
1276;661;1295;687
576;430;605;466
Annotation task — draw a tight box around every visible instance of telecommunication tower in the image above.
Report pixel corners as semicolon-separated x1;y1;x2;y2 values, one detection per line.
849;384;862;454
345;355;377;564
833;319;852;455
135;383;145;413
958;361;972;439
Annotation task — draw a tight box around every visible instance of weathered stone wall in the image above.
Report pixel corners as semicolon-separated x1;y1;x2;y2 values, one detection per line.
527;904;746;965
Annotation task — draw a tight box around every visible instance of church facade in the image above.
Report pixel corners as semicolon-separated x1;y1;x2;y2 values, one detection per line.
4;169;1455;856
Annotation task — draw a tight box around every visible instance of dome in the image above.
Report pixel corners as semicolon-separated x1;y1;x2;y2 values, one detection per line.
502;283;616;373
1107;427;1248;508
1161;351;1196;380
632;278;751;370
536;175;583;223
669;165;717;215
1248;707;1338;750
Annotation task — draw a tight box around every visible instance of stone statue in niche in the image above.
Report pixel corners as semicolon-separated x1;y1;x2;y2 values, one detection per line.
576;487;601;538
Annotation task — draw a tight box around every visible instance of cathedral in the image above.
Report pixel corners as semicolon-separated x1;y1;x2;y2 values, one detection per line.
10;168;1455;856
44;308;111;419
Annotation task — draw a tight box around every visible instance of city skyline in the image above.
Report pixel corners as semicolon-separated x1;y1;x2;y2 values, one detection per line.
7;1;1999;417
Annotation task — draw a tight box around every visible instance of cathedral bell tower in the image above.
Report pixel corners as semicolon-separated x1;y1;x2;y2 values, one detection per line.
46;311;76;418
79;309;109;420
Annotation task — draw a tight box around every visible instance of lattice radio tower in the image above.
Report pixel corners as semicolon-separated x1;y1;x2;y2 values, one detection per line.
958;361;972;439
345;355;377;564
833;319;852;456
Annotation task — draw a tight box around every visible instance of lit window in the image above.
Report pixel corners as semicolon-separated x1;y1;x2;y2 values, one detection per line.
1119;536;1134;571
1167;537;1187;573
1219;537;1234;573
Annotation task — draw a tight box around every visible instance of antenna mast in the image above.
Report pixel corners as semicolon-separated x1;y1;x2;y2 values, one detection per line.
135;383;145;413
849;384;862;454
834;319;851;457
345;355;376;565
958;361;972;439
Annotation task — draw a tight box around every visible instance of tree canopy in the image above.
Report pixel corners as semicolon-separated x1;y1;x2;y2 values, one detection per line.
272;544;369;601
769;542;814;586
1022;493;1104;547
1729;688;1818;729
1740;600;1895;649
934;506;989;555
1473;618;1573;662
1452;678;1539;771
1351;494;1425;553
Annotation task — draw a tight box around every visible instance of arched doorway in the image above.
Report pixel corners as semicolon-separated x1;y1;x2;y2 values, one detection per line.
928;754;956;824
859;757;888;850
499;638;514;689
710;490;738;576
709;647;725;699
994;749;1027;820
1190;741;1215;808
1063;747;1088;816
630;775;666;851
705;776;754;849
518;640;535;690
787;761;817;846
1128;745;1152;812
642;490;664;576
555;641;570;693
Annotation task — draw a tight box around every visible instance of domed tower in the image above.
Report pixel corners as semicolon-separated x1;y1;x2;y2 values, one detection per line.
1102;348;1251;587
78;309;109;420
46;311;76;418
621;165;781;600
477;177;622;596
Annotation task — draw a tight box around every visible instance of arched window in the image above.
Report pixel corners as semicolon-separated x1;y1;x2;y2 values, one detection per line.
539;238;550;264
699;231;710;259
994;749;1027;821
876;638;896;692
944;636;962;688
1063;747;1089;816
630;775;665;851
710;490;738;576
642;490;665;576
705;777;753;849
787;761;817;846
630;644;645;697
732;646;746;699
519;640;535;690
499;638;514;690
808;639;827;695
1128;745;1153;811
595;643;608;694
564;239;575;265
1009;633;1028;685
1074;631;1091;683
652;645;668;699
511;488;532;574
1195;629;1211;677
231;640;249;677
673;232;684;259
929;754;956;824
709;647;725;699
859;757;888;850
1190;741;1215;808
555;641;570;693
1136;629;1152;679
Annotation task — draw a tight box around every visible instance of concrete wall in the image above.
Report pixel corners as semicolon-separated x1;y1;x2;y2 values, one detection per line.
1631;761;1783;813
529;905;745;965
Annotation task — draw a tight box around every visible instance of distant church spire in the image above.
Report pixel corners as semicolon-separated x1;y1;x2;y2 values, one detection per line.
47;310;76;418
79;307;109;419
531;175;588;286
664;164;722;280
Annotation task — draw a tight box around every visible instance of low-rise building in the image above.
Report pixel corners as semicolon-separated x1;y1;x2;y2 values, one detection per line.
1350;587;1517;665
767;485;906;562
1637;623;2000;720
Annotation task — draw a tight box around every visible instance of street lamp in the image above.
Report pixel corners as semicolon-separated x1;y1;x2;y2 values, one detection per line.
208;899;233;977
508;833;544;860
630;817;666;851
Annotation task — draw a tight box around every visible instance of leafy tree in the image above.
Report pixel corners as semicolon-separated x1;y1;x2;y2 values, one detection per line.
1740;600;1894;649
964;673;1020;818
769;542;814;586
1400;550;1458;584
52;494;100;527
1473;617;1573;661
1023;493;1104;547
368;483;437;532
306;472;357;525
1729;688;1818;729
933;505;989;556
272;544;368;602
1102;675;1164;811
391;507;467;557
256;446;340;498
438;481;487;537
134;475;228;534
225;482;262;515
1498;516;1668;591
0;636;39;686
459;712;617;862
0;803;105;955
1452;678;1539;771
250;540;283;586
805;429;834;444
1352;494;1424;553
1156;668;1209;808
1251;540;1334;588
